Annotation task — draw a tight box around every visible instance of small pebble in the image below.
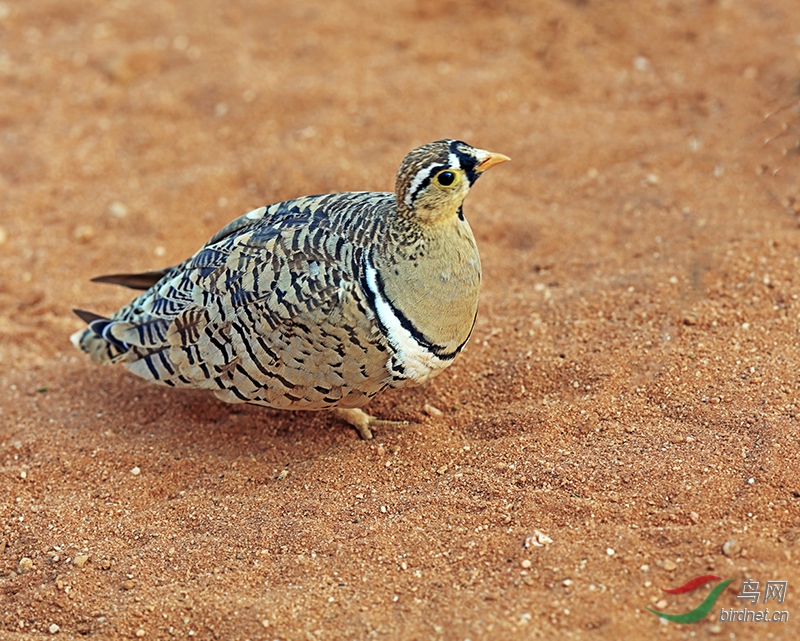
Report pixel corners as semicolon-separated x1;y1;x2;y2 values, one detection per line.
136;630;145;638
49;623;60;634
436;465;448;475
722;540;740;557
606;548;615;556
689;511;700;524
73;225;95;242
655;599;668;609
101;558;112;570
73;554;89;568
123;580;135;590
18;557;33;573
108;201;129;218
130;466;141;476
520;559;532;569
0;225;7;245
261;619;270;628
663;559;677;572
524;530;553;548
423;403;444;418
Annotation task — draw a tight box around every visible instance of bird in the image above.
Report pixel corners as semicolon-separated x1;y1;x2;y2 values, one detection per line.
71;140;509;439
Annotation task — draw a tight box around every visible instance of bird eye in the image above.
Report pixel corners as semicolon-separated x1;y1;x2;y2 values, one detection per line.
434;170;459;188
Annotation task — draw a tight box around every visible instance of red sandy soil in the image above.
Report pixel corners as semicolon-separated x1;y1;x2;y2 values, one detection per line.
1;1;800;639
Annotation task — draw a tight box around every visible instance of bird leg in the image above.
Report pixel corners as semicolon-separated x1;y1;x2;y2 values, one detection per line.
332;408;410;440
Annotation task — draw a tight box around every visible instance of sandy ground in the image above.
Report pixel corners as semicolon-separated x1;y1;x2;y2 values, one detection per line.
1;1;800;639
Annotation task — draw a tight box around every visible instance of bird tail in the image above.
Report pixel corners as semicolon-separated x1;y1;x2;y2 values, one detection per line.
71;308;200;390
71;309;134;364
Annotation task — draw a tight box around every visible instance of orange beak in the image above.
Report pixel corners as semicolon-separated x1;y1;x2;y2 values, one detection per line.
475;150;511;173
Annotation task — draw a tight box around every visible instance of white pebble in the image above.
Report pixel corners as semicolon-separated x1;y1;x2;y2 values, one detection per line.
130;466;141;476
524;530;553;548
606;548;615;556
49;623;60;634
423;403;444;418
73;225;94;242
108;201;129;218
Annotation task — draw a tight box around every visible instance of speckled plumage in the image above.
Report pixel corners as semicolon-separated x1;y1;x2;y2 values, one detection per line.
72;140;508;437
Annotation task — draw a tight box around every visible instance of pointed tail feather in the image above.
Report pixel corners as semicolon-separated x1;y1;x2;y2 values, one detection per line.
91;270;167;290
73;308;106;324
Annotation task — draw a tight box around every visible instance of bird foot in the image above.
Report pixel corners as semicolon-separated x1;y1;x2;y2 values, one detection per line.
332;408;410;440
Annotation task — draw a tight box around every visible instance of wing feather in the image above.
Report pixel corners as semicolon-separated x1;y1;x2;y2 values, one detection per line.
74;193;392;392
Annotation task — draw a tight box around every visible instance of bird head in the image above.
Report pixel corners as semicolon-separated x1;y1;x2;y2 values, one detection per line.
396;140;509;225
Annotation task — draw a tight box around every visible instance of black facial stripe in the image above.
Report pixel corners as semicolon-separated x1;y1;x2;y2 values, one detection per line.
448;140;482;184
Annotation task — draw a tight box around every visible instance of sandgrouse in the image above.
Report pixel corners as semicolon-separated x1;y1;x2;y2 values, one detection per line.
71;140;509;439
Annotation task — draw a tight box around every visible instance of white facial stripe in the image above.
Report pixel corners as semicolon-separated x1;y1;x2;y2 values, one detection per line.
473;149;491;166
364;257;450;383
448;150;461;170
404;165;438;207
